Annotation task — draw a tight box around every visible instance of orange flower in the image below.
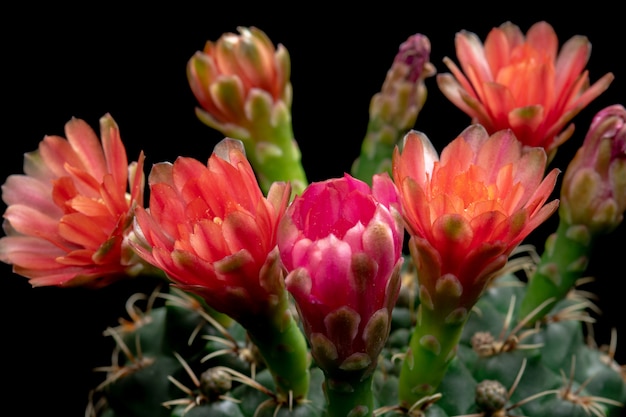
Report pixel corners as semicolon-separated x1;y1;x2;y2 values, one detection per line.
0;114;145;288
437;21;614;157
392;126;559;309
131;138;292;324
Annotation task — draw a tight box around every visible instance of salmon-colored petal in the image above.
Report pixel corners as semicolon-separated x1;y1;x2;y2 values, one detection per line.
58;213;109;249
4;204;63;242
526;21;559;61
0;236;66;266
474;129;522;181
481;82;516;129
64;117;107;180
484;27;513;76
99;114;129;189
508;105;545;146
1;175;60;216
455;30;492;86
437;72;490;125
38;135;84;178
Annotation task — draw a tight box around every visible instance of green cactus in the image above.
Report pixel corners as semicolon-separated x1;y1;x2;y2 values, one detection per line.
87;251;625;417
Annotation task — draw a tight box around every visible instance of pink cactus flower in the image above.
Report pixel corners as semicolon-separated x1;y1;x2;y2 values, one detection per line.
277;173;404;379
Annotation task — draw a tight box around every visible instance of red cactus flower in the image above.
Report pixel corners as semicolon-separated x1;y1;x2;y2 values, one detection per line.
437;21;614;158
0;114;145;288
131;138;292;324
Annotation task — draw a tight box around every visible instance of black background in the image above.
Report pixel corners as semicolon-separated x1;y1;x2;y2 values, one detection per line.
2;5;624;416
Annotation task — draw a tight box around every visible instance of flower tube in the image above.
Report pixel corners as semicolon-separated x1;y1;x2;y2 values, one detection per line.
0;114;148;288
437;21;614;160
277;173;404;417
131;138;310;403
391;126;559;407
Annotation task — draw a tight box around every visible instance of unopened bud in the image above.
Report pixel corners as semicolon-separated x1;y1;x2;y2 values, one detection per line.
560;104;626;235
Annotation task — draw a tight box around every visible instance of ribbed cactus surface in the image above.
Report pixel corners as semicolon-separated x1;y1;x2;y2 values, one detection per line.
89;256;625;417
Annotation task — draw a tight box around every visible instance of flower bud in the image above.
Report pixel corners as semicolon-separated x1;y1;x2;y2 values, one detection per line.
277;173;404;380
560;104;626;235
369;33;436;129
187;26;292;137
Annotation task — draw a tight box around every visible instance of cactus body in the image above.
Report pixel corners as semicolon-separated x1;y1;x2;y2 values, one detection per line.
89;266;625;417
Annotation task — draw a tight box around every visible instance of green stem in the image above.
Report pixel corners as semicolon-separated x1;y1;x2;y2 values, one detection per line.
246;313;311;403
242;95;308;197
398;305;466;409
244;125;308;197
351;117;402;185
518;220;594;327
323;372;375;417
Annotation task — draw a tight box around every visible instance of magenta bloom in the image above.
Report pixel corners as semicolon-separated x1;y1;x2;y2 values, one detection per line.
277;173;404;378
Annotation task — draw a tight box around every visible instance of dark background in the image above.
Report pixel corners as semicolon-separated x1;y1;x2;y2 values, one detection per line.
3;5;624;416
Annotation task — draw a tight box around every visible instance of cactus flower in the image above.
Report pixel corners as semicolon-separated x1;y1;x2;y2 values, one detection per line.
437;21;614;159
391;125;560;406
393;126;560;308
560;104;626;235
277;173;404;417
0;114;146;288
187;26;307;195
132;138;290;323
131;138;310;402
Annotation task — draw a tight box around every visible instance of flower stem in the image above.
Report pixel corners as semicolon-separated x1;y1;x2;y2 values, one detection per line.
323;372;375;417
246;312;311;403
243;94;308;197
244;126;308;198
397;305;465;408
518;220;594;327
351;118;399;185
